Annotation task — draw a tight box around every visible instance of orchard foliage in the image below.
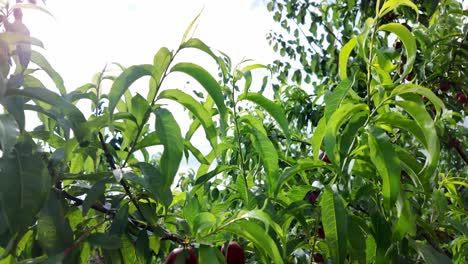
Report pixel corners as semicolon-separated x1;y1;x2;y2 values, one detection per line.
0;1;466;264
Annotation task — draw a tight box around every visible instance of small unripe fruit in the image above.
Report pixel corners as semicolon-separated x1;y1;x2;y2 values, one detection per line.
221;242;246;264
439;80;451;92
165;247;198;264
319;152;331;163
456;92;467;104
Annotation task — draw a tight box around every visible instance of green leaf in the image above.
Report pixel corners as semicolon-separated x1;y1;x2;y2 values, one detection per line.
239;115;267;136
198;244;225;264
275;159;327;196
249;127;279;197
181;10;202;44
155;108;184;191
8;87;89;145
395;100;439;186
311;117;326;160
107;64;153;119
0;114;19;154
194;165;238;185
320;188;348;264
324;78;354;121
239;92;289;138
133;131;161;151
379;0;419;18
88;233;122;250
136;162;172;208
0;138;50;234
82;177;108;216
148;47;172;101
392;191;416;240
37;192;74;255
379;23;416;80
193;212;216;236
30;50;65;95
411;240;453;264
367;127;401;211
222;220;284;264
109;203;129;236
130;93;151;126
339;38;357;80
375;112;426;147
158;89;217;149
180;38;228;80
184;140;210;165
170;62;228;133
323;104;368;165
390;83;444;117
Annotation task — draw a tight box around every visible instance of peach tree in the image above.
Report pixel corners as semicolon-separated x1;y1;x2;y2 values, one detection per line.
0;0;466;263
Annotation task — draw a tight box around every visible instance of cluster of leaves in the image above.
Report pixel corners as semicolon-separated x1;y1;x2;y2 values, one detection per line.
0;0;466;264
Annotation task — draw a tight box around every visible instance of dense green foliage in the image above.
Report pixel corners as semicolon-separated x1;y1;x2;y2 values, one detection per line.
0;0;467;263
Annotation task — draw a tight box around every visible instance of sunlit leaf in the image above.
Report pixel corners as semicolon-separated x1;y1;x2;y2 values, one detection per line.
320;188;348;264
379;23;416;80
339;38;357;80
155;108;184;190
170;62;228;133
239;92;289;138
158;89;217;149
367;127;400;211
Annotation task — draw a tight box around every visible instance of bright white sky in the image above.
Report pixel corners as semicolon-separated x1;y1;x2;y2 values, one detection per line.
25;0;275;89
23;0;277;172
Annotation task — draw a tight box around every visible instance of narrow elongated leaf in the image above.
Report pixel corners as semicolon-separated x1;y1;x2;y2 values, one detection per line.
379;23;416;80
9;87;89;145
324;78;354;121
30;51;65;95
148;47;172;101
223;221;284;264
339;38;357;80
239;92;289;137
180;38;228;79
158;89;217;149
0;138;50;234
239;115;267;136
249;128;279;197
133;131;161;151
130;93;151;126
109;203;129;236
155;108;184;190
311;117;326;159
184;140;210;165
136;162;173;208
275;159;328;196
88;233;122;250
37;192;74;255
411;240;453;264
170;62;228;133
0;114;19;154
390;84;444;117
367;127;401;211
82;177;108;216
323;104;369;165
379;0;419;18
320;188;348;264
108;64;153;118
375;112;426;147
395;101;439;185
195;165;238;185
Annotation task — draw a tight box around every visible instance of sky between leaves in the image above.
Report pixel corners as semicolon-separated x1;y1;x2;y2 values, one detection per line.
23;0;276;172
